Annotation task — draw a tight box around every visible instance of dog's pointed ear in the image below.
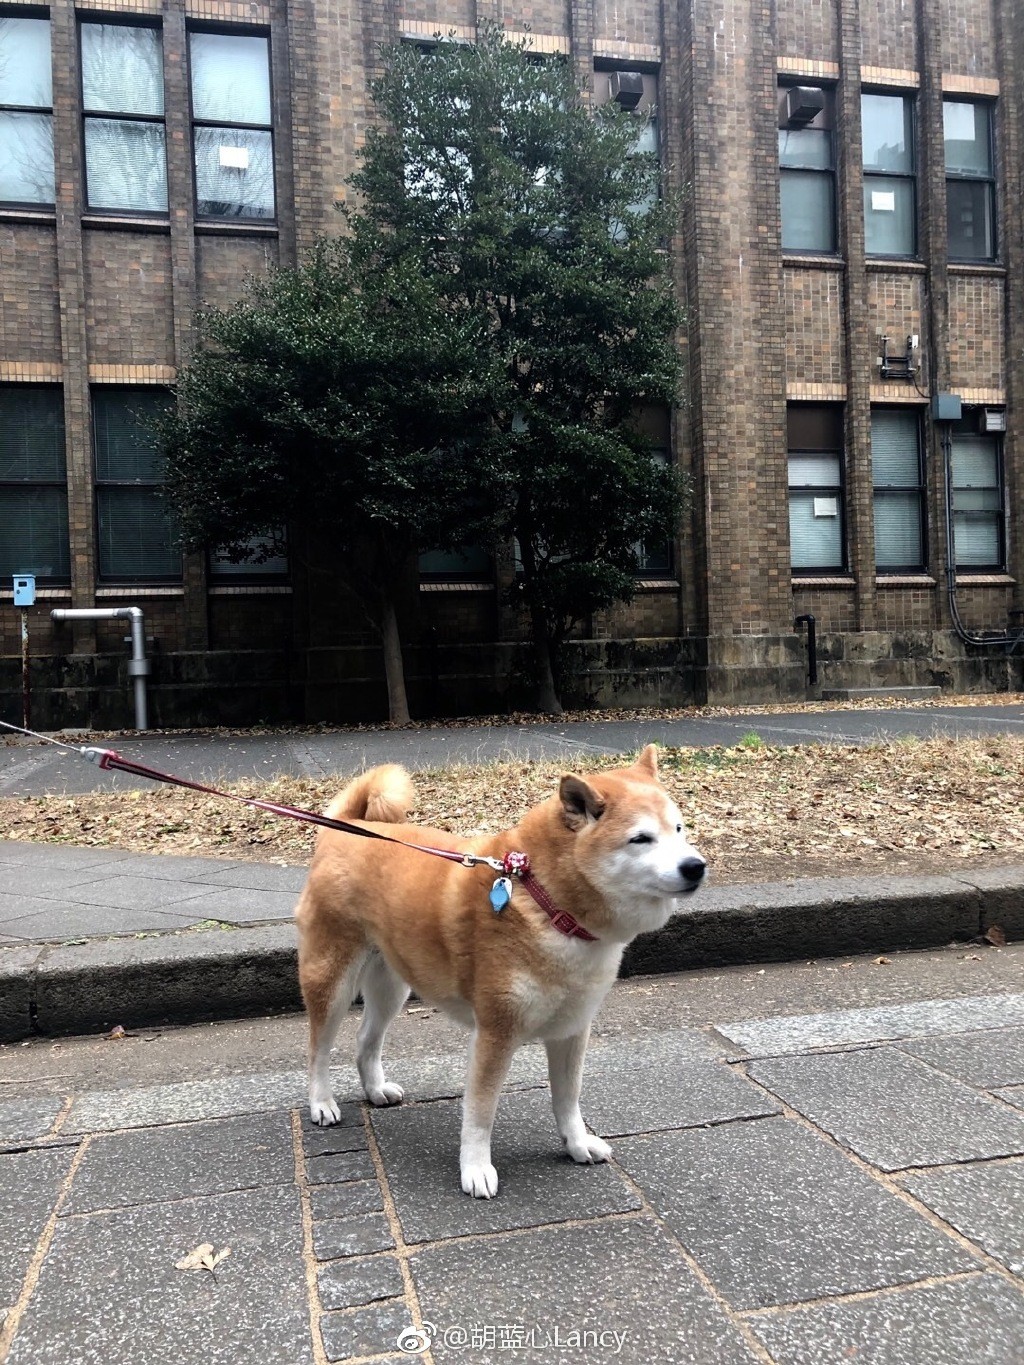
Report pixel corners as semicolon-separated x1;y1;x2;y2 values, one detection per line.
633;744;659;778
559;775;606;831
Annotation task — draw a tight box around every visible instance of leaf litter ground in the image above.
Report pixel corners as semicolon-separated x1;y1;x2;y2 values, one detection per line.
1;733;1022;886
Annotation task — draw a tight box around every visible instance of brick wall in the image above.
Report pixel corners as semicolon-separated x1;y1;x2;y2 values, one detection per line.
784;267;846;386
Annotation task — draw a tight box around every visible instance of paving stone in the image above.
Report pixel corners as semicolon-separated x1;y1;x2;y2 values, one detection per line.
612;1117;973;1309
0;1096;62;1145
383;1043;549;1103
899;1027;1024;1088
7;1185;312;1365
301;1103;364;1139
0;1146;74;1303
0;843;126;870
749;1273;1024;1364
320;1301;413;1361
311;1180;384;1221
306;1150;376;1184
303;1123;367;1157
997;1085;1024;1110
371;1089;640;1245
410;1217;761;1364
0;905;209;941
317;1255;405;1310
718;993;1024;1057
169;886;299;924
31;876;218;912
582;1045;778;1138
66;1113;293;1213
902;1162;1024;1273
750;1048;1024;1170
312;1211;395;1259
94;855;252;883
203;864;308;893
67;1070;307;1132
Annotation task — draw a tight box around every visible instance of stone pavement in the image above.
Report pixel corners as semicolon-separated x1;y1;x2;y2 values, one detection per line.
1;953;1023;1364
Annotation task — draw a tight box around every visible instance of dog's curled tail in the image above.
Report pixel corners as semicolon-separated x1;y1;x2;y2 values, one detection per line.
324;764;415;825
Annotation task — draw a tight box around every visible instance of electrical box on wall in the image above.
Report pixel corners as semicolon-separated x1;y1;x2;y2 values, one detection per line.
931;393;962;422
12;575;36;607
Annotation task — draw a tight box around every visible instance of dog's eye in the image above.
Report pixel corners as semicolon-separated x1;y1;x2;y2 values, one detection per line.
676;824;683;834
629;833;655;845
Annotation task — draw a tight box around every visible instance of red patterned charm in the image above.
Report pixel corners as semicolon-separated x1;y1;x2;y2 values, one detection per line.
502;850;531;878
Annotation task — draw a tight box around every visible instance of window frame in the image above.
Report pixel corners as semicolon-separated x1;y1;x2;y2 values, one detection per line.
787;403;846;574
943;98;997;264
0;383;70;582
78;15;168;217
950;415;1005;572
777;81;837;257
186;22;276;224
208;531;289;583
0;8;55;208
861;90;918;259
871;406;926;573
92;386;181;584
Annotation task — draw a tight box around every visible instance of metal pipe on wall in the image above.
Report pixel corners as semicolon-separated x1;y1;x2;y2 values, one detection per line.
50;607;150;730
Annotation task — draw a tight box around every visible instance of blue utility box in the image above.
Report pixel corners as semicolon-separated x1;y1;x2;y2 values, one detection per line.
13;575;36;607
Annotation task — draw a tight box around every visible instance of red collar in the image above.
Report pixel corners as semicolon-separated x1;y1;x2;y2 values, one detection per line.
502;852;598;943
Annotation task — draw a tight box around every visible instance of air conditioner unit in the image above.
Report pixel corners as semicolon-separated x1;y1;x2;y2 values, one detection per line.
980;408;1006;433
785;86;825;127
609;71;645;110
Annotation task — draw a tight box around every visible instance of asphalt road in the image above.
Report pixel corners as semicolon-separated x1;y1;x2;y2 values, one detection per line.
1;703;1023;798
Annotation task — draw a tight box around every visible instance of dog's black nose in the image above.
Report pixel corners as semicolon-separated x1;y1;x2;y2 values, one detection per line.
680;857;706;883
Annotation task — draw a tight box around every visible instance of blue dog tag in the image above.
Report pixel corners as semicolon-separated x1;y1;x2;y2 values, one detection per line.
489;877;513;912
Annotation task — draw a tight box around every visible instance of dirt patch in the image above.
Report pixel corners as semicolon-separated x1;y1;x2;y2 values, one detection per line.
1;733;1022;887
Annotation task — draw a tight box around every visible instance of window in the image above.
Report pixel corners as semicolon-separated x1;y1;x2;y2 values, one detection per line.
951;416;1003;569
788;404;845;571
871;408;924;569
862;93;916;256
0;14;54;205
0;387;68;579
593;67;660;235
81;21;167;213
418;545;491;579
944;101;995;261
778;85;835;253
209;532;288;579
93;389;179;581
189;30;274;220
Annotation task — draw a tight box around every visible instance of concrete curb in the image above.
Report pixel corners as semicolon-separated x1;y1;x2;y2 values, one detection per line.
1;870;1022;1042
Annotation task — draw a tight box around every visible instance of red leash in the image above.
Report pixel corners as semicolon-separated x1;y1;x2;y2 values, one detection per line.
83;746;598;942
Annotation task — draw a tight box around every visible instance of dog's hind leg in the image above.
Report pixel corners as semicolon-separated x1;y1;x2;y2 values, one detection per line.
301;933;368;1126
356;951;410;1107
546;1028;612;1165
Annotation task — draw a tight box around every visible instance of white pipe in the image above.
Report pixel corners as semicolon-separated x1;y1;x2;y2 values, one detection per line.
50;607;150;730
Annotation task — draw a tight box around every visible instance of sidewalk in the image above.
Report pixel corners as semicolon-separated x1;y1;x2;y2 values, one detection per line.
1;837;1022;1040
2;951;1023;1363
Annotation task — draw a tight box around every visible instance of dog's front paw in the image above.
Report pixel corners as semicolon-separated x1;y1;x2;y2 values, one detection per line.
365;1081;404;1107
565;1134;612;1164
310;1095;342;1126
461;1160;499;1199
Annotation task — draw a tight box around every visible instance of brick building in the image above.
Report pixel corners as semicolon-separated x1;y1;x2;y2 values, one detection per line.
1;0;1022;726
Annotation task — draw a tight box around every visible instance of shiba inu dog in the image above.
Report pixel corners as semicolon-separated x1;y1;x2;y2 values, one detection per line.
294;745;705;1197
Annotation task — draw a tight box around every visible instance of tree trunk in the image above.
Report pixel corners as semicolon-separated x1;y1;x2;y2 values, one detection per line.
379;596;411;724
526;598;563;715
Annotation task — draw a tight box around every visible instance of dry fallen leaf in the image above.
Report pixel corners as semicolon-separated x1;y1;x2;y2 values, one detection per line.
872;956;891;966
175;1243;231;1273
983;924;1007;947
104;1024;126;1040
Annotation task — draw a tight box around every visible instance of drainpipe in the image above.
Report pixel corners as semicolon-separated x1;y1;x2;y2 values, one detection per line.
50;607;150;730
794;613;818;686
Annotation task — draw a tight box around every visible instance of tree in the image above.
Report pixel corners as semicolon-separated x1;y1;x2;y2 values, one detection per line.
160;242;495;723
347;25;686;712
